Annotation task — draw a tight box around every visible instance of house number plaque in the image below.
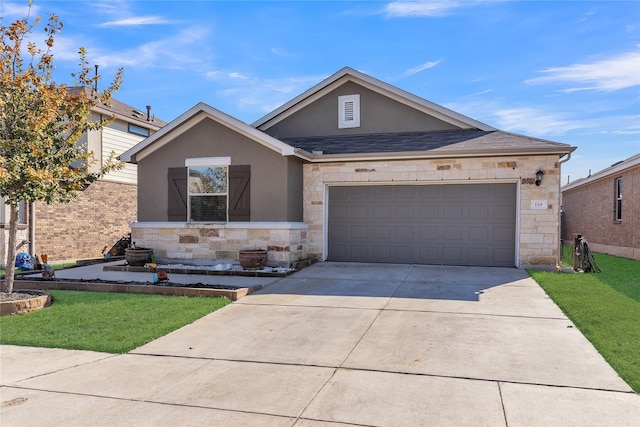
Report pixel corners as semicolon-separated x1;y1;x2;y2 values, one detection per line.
531;200;548;210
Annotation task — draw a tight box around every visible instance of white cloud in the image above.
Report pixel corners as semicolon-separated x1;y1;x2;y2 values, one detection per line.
385;1;460;17
384;0;500;18
87;26;212;70
526;48;640;92
98;16;171;27
493;107;584;136
207;72;329;114
469;89;493;96
0;1;39;19
403;60;442;76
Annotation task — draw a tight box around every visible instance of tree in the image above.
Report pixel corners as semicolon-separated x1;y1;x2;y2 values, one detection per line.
0;3;124;293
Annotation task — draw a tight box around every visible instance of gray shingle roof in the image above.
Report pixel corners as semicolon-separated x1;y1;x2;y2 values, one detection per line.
281;129;572;155
69;86;166;127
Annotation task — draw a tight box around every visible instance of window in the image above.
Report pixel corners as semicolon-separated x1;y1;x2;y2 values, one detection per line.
614;177;622;221
185;157;231;222
338;94;360;129
128;124;150;137
0;199;27;225
168;163;250;222
188;166;228;222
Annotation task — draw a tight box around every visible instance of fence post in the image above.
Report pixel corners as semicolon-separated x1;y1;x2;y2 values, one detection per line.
573;233;582;271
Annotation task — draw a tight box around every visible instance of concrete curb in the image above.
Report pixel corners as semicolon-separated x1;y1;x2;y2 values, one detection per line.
12;280;259;301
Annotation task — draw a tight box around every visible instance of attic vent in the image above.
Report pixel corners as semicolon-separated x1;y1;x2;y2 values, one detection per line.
338;94;360;129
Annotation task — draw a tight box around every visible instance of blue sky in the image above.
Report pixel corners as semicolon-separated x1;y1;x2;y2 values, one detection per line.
3;0;639;184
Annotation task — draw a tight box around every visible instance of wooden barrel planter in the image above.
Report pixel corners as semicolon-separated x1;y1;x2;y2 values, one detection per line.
125;248;154;267
238;249;268;270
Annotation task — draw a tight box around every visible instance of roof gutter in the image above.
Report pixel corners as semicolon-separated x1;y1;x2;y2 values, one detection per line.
303;146;577;163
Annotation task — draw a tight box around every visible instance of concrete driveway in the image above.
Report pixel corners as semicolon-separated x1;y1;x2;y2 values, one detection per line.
2;262;638;426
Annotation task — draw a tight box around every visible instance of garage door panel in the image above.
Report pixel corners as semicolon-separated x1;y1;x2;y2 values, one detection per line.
371;245;391;260
351;206;369;219
374;205;392;219
396;186;416;199
469;226;489;241
349;244;369;259
442;247;465;264
419;225;439;240
419;205;439;220
373;225;392;239
494;226;515;241
444;205;464;220
443;186;464;199
395;225;414;240
395;205;414;220
328;184;516;266
350;225;368;239
374;186;392;199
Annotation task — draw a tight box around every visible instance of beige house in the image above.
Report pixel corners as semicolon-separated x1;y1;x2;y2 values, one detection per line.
121;67;576;268
562;153;639;260
0;92;165;266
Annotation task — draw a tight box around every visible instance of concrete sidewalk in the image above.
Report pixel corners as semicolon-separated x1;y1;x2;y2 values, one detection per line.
2;263;639;426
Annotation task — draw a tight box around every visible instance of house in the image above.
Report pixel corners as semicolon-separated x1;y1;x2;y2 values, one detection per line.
561;154;639;261
0;90;166;266
120;67;576;268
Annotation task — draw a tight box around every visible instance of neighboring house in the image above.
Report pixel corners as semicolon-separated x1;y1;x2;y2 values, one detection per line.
562;154;639;261
120;67;575;268
0;89;165;266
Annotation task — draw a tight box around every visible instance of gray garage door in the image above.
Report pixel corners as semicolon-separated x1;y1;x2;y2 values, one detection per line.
328;184;516;267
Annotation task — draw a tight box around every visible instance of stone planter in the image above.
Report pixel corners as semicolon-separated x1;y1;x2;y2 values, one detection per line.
238;249;268;270
0;291;51;316
125;248;154;267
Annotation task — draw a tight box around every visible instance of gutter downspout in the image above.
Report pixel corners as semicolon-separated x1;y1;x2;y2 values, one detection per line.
29;201;36;258
557;152;572;269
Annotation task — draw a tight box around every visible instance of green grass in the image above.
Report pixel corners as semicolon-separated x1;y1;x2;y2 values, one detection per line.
528;252;640;393
0;291;230;353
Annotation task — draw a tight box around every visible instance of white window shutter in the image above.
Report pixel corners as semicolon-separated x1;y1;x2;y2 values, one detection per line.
338;94;360;128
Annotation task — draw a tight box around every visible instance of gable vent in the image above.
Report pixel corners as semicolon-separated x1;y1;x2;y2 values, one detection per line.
338;94;360;129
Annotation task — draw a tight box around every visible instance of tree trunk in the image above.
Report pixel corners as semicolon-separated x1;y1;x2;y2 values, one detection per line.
2;205;19;293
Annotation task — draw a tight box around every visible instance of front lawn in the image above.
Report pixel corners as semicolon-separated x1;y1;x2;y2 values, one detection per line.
0;291;230;353
528;252;640;393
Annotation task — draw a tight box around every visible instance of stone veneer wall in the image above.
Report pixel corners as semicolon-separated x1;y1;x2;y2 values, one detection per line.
129;222;308;266
34;180;137;262
303;155;563;267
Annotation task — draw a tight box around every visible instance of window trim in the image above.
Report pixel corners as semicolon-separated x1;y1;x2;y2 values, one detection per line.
614;177;622;222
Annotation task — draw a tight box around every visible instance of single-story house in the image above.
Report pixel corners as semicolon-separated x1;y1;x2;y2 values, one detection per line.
120;67;576;268
0;90;165;266
562;153;639;260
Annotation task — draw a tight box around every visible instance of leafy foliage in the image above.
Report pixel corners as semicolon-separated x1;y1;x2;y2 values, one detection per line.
0;3;124;292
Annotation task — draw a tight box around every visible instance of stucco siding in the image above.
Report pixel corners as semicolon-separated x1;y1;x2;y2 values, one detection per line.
136;117;303;222
562;163;639;260
264;81;458;138
304;155;563;267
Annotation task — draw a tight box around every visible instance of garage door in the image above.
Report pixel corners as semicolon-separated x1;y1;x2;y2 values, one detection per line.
328;184;516;267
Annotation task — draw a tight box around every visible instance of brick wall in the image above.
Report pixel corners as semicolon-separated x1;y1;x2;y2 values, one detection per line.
562;164;639;260
34;180;136;262
303;155;563;267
